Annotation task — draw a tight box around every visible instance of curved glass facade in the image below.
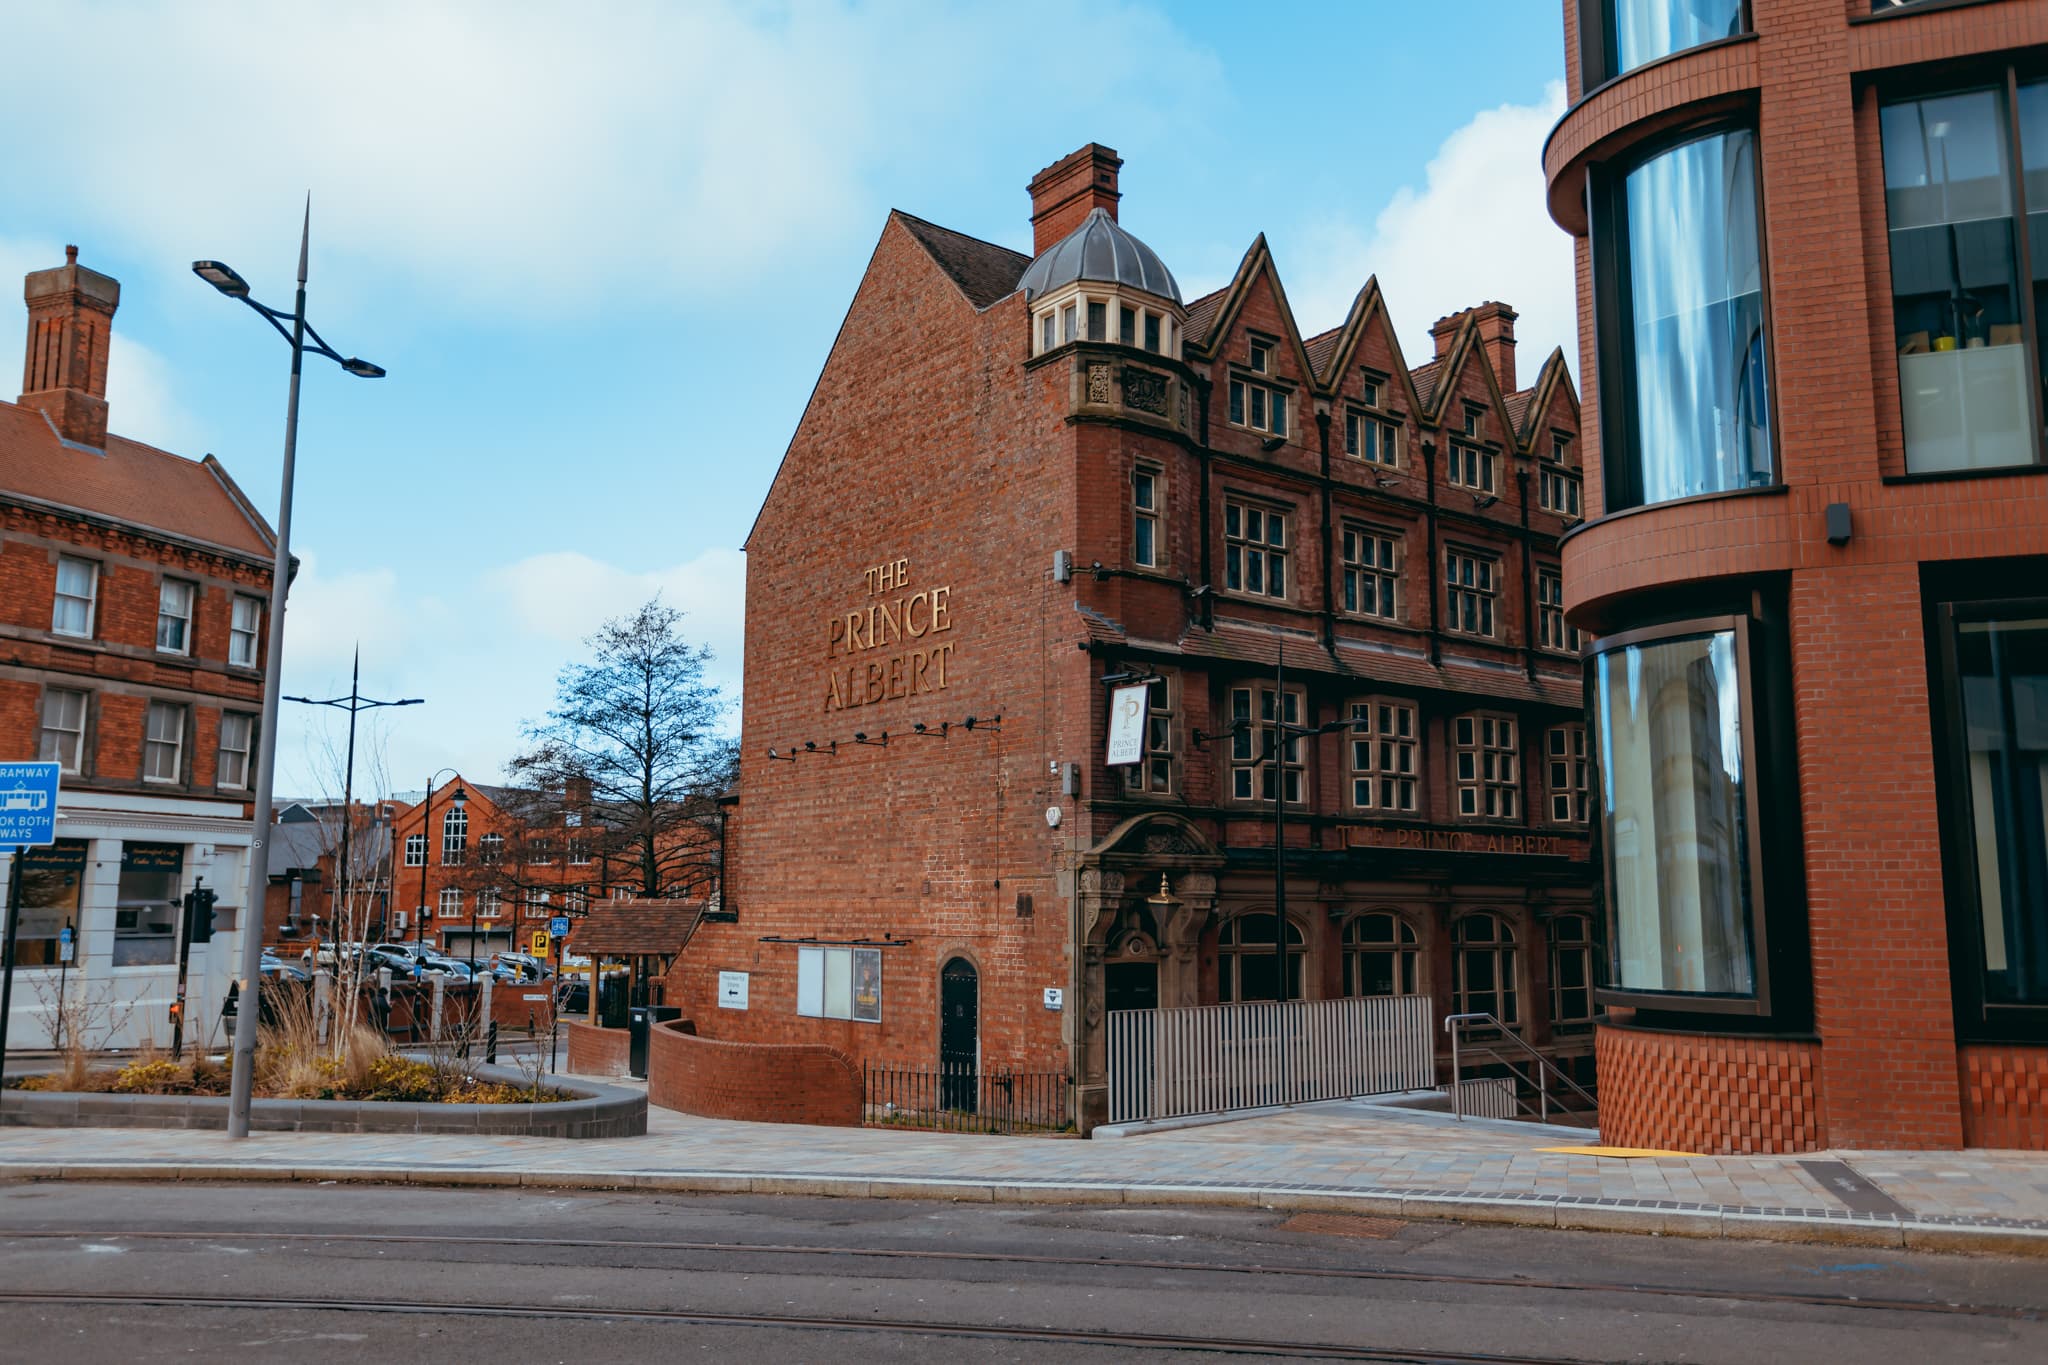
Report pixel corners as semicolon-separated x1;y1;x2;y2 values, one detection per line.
1594;628;1755;997
1613;129;1774;506
1605;0;1746;80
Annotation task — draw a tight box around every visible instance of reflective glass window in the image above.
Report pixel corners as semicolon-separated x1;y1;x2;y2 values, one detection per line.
1594;628;1756;996
1604;0;1746;81
1611;129;1773;506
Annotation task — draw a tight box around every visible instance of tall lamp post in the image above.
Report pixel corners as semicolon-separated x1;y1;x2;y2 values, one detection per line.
197;204;384;1140
415;771;466;966
284;647;421;954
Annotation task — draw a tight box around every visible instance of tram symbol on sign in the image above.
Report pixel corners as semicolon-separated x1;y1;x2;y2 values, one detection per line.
0;762;61;847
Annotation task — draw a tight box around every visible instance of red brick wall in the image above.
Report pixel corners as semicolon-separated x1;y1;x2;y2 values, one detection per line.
1597;1023;1826;1155
1959;1045;2048;1151
565;1020;628;1077
647;1019;861;1126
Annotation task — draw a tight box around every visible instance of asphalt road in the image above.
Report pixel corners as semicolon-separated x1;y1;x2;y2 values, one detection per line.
0;1182;2041;1362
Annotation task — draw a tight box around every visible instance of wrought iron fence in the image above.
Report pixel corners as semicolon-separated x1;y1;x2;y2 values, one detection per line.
863;1063;1072;1135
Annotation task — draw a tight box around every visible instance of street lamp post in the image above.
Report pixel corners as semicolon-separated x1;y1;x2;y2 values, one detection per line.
198;203;384;1140
284;647;421;956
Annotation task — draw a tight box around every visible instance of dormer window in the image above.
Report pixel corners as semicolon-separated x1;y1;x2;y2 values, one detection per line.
1360;377;1380;409
1249;340;1271;373
1463;405;1483;437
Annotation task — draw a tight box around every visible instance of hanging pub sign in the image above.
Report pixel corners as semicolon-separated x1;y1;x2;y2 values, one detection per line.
1105;683;1149;766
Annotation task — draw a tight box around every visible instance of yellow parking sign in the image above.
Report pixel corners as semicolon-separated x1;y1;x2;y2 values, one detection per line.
530;931;551;956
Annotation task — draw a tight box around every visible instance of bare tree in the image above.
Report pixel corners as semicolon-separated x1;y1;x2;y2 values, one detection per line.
293;710;401;1053
507;596;733;900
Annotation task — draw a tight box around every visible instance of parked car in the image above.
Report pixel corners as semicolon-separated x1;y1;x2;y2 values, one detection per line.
495;952;554;981
259;950;311;983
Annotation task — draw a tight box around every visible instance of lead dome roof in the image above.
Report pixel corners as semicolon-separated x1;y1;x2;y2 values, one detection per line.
1017;208;1181;306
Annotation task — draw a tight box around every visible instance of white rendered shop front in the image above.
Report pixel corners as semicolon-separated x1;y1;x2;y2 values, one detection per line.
2;791;253;1053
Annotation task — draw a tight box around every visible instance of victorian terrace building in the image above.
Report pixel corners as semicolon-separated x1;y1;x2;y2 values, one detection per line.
672;146;1597;1130
0;248;276;1051
1548;0;2048;1152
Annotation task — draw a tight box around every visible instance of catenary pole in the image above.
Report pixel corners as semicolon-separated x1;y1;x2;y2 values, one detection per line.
227;204;312;1139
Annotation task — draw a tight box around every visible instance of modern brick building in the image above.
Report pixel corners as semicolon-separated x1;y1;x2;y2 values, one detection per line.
671;146;1598;1130
0;248;276;1050
1547;0;2048;1151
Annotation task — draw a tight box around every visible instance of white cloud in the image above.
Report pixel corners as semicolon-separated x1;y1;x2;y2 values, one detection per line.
1290;82;1576;386
0;2;1216;316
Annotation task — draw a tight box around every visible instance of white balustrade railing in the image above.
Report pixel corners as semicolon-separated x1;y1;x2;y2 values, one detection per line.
1106;995;1433;1125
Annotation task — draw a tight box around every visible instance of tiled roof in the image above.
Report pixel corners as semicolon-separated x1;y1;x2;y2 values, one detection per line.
570;898;705;957
1409;360;1441;411
1504;388;1534;434
1303;327;1342;383
0;399;273;559
1181;287;1227;347
894;213;1030;310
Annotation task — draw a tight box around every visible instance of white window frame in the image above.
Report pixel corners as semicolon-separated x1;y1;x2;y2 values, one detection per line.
143;700;185;784
479;832;504;865
1447;441;1497;494
478;887;503;919
404;833;426;867
1445;549;1500;638
229;594;262;667
1343;410;1400;466
1122;674;1177;797
1228;377;1290;436
217;712;253;790
156;579;195;655
52;556;98;638
441;807;468;866
1547;723;1589;825
1132;465;1161;569
568;839;590;866
438;887;463;919
1230;685;1305;805
1539;466;1582;517
1347;699;1418;813
39;687;87;773
1341;524;1399;620
1454;712;1520;820
1224;499;1289;599
1537;567;1582;653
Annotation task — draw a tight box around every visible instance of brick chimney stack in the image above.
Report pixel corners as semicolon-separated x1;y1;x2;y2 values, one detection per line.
20;245;120;449
1429;301;1518;392
1028;144;1122;255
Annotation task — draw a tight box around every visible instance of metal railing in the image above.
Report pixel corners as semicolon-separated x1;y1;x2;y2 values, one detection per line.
1108;995;1434;1125
863;1064;1072;1135
1442;1012;1598;1124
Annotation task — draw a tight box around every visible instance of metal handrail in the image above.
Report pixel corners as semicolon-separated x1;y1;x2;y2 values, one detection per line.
1442;1012;1598;1123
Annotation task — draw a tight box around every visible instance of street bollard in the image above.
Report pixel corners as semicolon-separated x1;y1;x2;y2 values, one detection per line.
313;969;331;1045
479;970;493;1043
431;973;445;1044
486;1020;499;1065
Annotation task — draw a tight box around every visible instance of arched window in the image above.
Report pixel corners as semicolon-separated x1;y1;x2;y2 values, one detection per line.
438;887;462;919
441;807;468;865
1342;913;1419;997
1217;912;1305;1003
1548;914;1599;1029
1452;914;1518;1024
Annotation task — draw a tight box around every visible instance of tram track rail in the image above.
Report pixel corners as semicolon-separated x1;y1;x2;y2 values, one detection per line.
0;1226;2037;1322
0;1287;1603;1362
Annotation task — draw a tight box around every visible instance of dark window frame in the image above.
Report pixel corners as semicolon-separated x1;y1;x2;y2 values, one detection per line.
1926;579;2048;1043
1579;0;1753;91
1589;116;1783;515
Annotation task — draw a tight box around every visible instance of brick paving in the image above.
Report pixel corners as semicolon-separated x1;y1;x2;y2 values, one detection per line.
2;1096;2044;1253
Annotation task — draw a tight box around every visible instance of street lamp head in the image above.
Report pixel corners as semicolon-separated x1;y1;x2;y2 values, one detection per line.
340;357;386;379
450;783;468;812
192;260;251;298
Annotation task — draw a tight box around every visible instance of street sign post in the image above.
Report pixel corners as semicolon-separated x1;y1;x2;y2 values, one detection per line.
0;761;62;1105
530;930;550;956
549;916;570;939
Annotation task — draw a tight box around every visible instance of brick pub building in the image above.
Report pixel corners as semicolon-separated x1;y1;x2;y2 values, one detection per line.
0;248;275;1050
671;146;1599;1130
1548;0;2048;1151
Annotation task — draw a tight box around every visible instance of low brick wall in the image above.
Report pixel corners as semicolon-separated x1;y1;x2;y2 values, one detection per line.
1597;1022;1826;1155
647;1020;861;1126
1959;1043;2048;1150
566;1020;630;1077
1;1065;645;1138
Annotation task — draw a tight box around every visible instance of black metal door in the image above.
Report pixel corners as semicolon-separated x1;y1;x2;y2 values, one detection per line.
939;957;978;1112
1104;962;1158;1012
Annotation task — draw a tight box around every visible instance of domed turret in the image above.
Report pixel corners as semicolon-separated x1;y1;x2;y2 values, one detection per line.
1018;208;1181;304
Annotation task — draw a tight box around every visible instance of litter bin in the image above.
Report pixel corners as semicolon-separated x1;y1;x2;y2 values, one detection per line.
628;1005;683;1079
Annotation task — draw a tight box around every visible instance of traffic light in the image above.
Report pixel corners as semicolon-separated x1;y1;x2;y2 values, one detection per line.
183;885;218;944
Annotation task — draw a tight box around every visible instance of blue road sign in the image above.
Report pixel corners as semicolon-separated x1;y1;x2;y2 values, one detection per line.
549;916;571;939
0;762;60;847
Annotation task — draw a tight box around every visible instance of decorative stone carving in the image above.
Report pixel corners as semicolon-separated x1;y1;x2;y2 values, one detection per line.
1141;829;1204;856
1086;363;1113;405
1121;367;1168;415
1180;872;1217;899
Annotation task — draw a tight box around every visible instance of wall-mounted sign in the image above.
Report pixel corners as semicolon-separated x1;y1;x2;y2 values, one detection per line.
120;841;184;873
1345;826;1588;860
0;762;59;847
718;970;749;1010
1042;987;1063;1012
1105;684;1149;766
822;557;960;713
852;948;882;1023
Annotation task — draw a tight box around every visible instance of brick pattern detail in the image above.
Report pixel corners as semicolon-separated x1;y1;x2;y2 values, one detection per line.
646;1019;861;1127
565;1020;629;1078
1959;1044;2048;1151
1597;1023;1825;1155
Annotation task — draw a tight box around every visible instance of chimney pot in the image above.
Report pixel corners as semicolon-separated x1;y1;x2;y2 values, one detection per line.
1028;143;1123;255
1427;301;1518;391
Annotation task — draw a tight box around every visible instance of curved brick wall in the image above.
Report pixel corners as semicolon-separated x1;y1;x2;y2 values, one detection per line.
647;1020;862;1127
565;1021;630;1078
1959;1045;2048;1151
1597;1023;1825;1155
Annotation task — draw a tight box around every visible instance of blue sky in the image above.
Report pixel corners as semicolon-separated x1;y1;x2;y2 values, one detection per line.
0;1;1573;798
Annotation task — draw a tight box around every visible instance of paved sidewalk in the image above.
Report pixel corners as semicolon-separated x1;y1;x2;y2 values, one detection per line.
3;1094;2045;1256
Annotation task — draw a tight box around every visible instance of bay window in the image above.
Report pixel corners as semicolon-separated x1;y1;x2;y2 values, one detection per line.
1585;0;1748;87
1594;126;1774;510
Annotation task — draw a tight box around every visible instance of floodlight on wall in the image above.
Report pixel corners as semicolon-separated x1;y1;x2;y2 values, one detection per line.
765;748;798;763
854;731;889;747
